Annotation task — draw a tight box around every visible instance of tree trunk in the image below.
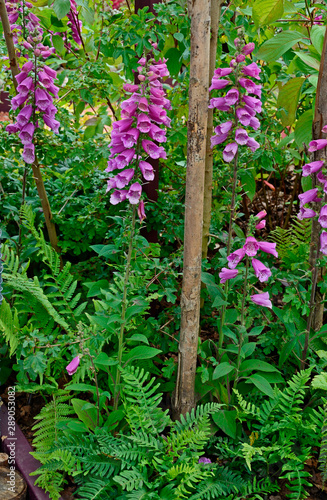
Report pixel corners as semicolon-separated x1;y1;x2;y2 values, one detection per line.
202;0;223;259
309;27;327;332
0;0;60;252
173;0;211;418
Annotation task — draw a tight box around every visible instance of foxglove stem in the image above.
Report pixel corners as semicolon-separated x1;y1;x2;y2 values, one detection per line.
114;204;137;411
241;255;249;326
88;353;100;426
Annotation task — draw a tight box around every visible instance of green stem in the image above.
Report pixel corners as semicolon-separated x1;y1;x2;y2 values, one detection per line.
113;205;137;410
241;256;249;326
233;256;249;397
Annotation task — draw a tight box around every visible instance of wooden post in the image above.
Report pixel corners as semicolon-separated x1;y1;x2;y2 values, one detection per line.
173;0;211;417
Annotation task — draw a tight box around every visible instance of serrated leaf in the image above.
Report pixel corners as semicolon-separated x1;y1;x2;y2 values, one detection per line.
256;31;305;62
277;77;305;126
294;109;313;148
253;0;284;27
52;0;71;19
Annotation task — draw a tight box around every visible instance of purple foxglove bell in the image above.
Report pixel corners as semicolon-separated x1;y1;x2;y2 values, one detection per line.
115;168;135;188
249;116;260;130
318;171;327;184
223;143;238;162
318;205;327;228
255;210;267;220
243;95;262;113
208;97;230;111
209;78;230;91
110;189;127;205
297;207;316;220
227;247;246;269
320;231;327;255
35;88;51;112
219;267;238;284
126;182;142;204
214;67;233;77
236;54;245;63
43;65;57;79
308;139;327;152
242;62;261;80
142;140;167;159
38;70;53;87
215;121;233;135
299;188;320;207
66;356;80;375
106;177;117;192
257;241;278;258
243;236;259;256
148;104;168;124
22;61;34;73
247;137;260;152
198;457;212;464
239;78;262;97
236;107;252;127
15;72;29;85
224;88;239;106
137;113;152;133
19;123;35;144
17;76;34;96
302;161;324;177
43;114;60;133
113;118;134;133
256;220;266;230
148;123;167;143
138;97;149;112
6;123;20;134
139;160;154;181
250;292;272;309
242;42;255;55
22;143;35;164
115;149;135;169
121;102;138;118
17;105;33;128
138;200;146;222
235;128;249;145
211;133;229;147
123;83;139;93
121;129;140;148
252;258;271;282
11;93;29;110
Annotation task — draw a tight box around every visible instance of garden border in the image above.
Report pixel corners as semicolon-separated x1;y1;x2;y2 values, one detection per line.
0;402;64;500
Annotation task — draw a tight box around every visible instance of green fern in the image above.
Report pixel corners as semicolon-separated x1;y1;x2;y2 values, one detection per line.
318;401;327;485
269;217;311;264
0;299;20;354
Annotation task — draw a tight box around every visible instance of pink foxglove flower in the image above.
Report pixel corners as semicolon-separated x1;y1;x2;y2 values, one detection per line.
138;200;146;222
242;42;255;55
243;236;259;256
198;457;212;464
250;292;272;309
252;258;271;282
126;182;142;204
139;161;154;181
302;161;324;177
142;140;167;159
235;128;249;145
219;268;238;283
227;248;246;269
257;241;278;258
308;139;327;152
209;78;230;91
297;207;316;220
255;210;267;220
299;188;321;207
215;121;233;135
320;231;327;255
255;220;266;230
214;67;233;77
223;143;238;162
242;62;261;80
211;133;229;147
208;97;230;111
66;356;80;376
246;137;260;152
22;143;35;164
110;190;127;205
318;205;327;228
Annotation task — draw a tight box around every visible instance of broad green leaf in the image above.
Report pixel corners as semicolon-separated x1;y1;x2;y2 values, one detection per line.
212;410;237;439
86;280;109;297
240;170;256;201
52;0;71;19
256;31;305;62
311;25;325;55
212;362;235;380
164;48;183;75
125;346;162;362
126;334;149;344
51;34;64;54
67;420;88;432
294;51;320;71
277;77;305;126
68;383;97;394
246;373;274;398
72;398;98;431
241;342;257;359
294;109;313;148
253;0;284;27
94;353;118;370
240;359;280;373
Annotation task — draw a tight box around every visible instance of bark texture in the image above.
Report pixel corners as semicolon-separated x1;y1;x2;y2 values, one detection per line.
309;27;327;333
173;0;211;418
0;0;59;252
202;0;223;259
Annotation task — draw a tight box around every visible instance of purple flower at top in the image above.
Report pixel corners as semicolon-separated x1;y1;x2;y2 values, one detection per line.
242;43;255;56
219;267;238;284
209;78;230;91
126;182;142;205
302;161;324;177
139;161;154;181
235;128;249;145
227;247;246;269
318;205;327;228
22;143;35;164
320;231;327;255
250;292;272;309
214;67;233;77
243;236;259;256
242;62;261;80
299;188;320;207
308;139;327;152
66;356;80;376
252;258;271;282
297;207;316;220
223;143;238;162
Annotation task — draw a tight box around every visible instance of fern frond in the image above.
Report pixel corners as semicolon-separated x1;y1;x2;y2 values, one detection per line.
319;402;327;485
188;467;246;499
2;244;20;274
278;369;311;415
0;299;20;355
167;463;213;498
74;476;114;500
113;469;146;492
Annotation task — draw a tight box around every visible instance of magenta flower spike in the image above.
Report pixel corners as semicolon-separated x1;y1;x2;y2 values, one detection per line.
223;143;238;162
299;188;320;207
320;231;327;255
242;62;261;80
318;205;327;228
297;207;316;220
227;247;246;269
257;241;278;258
252;258;271;282
250;292;272;309
66;356;80;376
308;139;327;152
219;267;238;283
243;236;259;256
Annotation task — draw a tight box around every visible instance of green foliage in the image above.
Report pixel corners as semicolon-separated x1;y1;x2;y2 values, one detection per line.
269;218;312;266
